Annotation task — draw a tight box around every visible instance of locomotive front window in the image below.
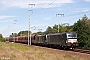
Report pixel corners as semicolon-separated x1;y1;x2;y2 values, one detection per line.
68;34;76;37
72;34;77;37
67;33;77;38
68;35;72;37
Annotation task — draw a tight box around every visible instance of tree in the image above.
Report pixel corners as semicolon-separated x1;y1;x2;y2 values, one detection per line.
52;24;58;33
0;34;5;42
9;33;18;37
18;30;32;36
60;24;68;32
73;15;90;48
82;14;88;21
44;23;72;34
37;31;43;34
52;24;71;33
44;26;53;34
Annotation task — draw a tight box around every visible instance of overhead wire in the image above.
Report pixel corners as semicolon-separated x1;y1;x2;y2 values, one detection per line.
62;10;90;25
43;10;90;28
64;10;90;17
30;0;57;29
29;0;90;32
34;0;57;12
35;0;45;4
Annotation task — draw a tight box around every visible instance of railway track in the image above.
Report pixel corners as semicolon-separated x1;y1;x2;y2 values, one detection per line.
74;48;90;54
34;44;90;55
33;45;90;58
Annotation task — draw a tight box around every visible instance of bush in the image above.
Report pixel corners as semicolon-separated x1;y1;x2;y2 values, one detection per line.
0;38;5;42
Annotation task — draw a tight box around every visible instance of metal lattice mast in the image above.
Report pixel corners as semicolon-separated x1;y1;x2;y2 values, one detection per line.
56;14;64;32
28;4;35;46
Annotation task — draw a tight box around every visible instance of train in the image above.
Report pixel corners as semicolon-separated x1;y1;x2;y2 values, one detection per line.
6;32;78;49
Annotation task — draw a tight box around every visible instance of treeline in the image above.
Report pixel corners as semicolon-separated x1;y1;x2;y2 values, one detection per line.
73;15;90;49
0;15;90;49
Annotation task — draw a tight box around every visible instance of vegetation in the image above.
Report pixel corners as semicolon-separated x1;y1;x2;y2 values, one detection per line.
44;24;72;34
73;15;90;49
7;42;30;51
18;30;30;36
0;34;5;42
0;42;89;60
9;30;31;37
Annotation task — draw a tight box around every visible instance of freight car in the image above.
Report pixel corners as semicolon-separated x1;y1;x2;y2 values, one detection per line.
5;34;36;44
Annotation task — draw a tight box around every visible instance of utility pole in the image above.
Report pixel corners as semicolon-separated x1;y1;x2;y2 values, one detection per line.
56;14;64;32
13;20;17;42
7;26;10;42
28;3;35;46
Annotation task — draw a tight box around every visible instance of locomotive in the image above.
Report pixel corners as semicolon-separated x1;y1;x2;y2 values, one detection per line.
35;32;78;49
6;32;78;49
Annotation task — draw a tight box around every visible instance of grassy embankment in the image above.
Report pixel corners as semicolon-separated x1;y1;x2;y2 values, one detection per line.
0;42;90;60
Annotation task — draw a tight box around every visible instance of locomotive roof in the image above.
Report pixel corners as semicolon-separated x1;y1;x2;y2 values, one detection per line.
37;34;46;36
47;32;76;35
65;32;76;34
47;33;62;36
35;32;77;36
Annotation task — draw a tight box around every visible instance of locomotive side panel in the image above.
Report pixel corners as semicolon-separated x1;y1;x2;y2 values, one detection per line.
35;35;46;44
46;33;66;46
61;33;67;46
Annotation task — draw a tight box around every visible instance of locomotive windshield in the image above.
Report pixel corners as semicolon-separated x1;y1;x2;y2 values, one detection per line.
67;32;77;38
68;34;76;37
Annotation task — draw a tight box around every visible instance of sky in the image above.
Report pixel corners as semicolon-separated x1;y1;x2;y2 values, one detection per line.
0;0;90;37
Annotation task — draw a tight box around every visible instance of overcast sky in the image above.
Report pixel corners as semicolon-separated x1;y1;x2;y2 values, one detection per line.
0;0;90;37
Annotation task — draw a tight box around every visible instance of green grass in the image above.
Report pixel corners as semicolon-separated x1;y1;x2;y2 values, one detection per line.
5;42;30;51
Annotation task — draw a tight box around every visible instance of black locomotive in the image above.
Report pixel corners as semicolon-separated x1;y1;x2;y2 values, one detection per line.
35;32;78;49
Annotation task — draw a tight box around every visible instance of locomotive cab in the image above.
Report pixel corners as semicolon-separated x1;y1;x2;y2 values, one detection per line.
66;32;78;49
